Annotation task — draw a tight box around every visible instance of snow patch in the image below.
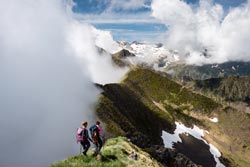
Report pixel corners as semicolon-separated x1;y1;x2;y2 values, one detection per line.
162;122;204;148
212;64;219;68
210;117;219;123
162;122;225;167
209;144;225;167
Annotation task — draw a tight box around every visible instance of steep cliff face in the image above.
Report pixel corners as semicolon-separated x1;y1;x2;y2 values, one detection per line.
96;83;175;148
95;68;250;167
96;68;220;146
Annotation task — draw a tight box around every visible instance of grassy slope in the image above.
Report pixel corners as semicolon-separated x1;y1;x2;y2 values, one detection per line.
191;76;250;166
97;68;220;137
51;137;163;167
96;68;250;167
123;68;220;114
96;83;174;147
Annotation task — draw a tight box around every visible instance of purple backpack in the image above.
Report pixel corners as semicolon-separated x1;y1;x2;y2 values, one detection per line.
76;127;83;143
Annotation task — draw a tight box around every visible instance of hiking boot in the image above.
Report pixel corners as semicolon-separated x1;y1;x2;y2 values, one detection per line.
92;152;97;157
96;154;102;161
82;152;87;156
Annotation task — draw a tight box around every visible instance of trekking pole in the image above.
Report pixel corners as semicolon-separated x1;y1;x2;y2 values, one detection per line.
80;144;82;154
102;134;106;150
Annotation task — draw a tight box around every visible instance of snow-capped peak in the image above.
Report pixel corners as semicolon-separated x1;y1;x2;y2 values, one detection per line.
117;41;180;69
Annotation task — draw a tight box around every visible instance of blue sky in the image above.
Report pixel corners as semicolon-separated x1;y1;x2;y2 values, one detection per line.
72;0;247;42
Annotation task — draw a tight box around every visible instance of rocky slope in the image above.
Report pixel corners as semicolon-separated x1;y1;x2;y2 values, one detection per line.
111;49;135;67
95;68;250;167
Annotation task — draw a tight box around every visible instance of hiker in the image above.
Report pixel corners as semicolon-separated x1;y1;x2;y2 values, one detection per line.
90;121;103;155
76;122;92;155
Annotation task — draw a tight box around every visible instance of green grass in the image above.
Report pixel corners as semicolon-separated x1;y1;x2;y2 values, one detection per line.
51;137;163;167
94;68;250;167
123;68;220;114
96;95;128;136
95;68;221;147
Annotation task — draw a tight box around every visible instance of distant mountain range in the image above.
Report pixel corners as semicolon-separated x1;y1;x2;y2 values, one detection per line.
111;42;250;80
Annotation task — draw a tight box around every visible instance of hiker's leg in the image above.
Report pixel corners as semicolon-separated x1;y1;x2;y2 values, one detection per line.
81;141;89;155
98;137;103;151
85;140;90;153
94;142;99;154
82;142;86;150
80;141;85;154
80;141;84;149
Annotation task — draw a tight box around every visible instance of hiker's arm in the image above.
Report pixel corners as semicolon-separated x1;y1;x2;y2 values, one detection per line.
86;130;93;142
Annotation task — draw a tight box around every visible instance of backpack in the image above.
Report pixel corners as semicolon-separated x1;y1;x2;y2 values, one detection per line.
89;125;98;141
76;127;83;144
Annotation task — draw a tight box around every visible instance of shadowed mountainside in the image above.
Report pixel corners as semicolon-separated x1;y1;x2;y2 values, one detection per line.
95;68;250;167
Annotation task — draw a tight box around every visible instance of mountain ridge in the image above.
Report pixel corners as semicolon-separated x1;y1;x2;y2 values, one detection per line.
94;68;250;167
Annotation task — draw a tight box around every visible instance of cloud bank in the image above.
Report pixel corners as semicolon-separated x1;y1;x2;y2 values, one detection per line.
151;0;250;65
0;0;126;166
69;23;128;84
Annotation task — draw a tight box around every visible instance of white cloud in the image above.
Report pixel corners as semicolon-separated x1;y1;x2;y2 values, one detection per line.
71;0;159;25
92;28;121;53
69;23;128;84
151;0;250;65
0;0;127;166
71;0;166;43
